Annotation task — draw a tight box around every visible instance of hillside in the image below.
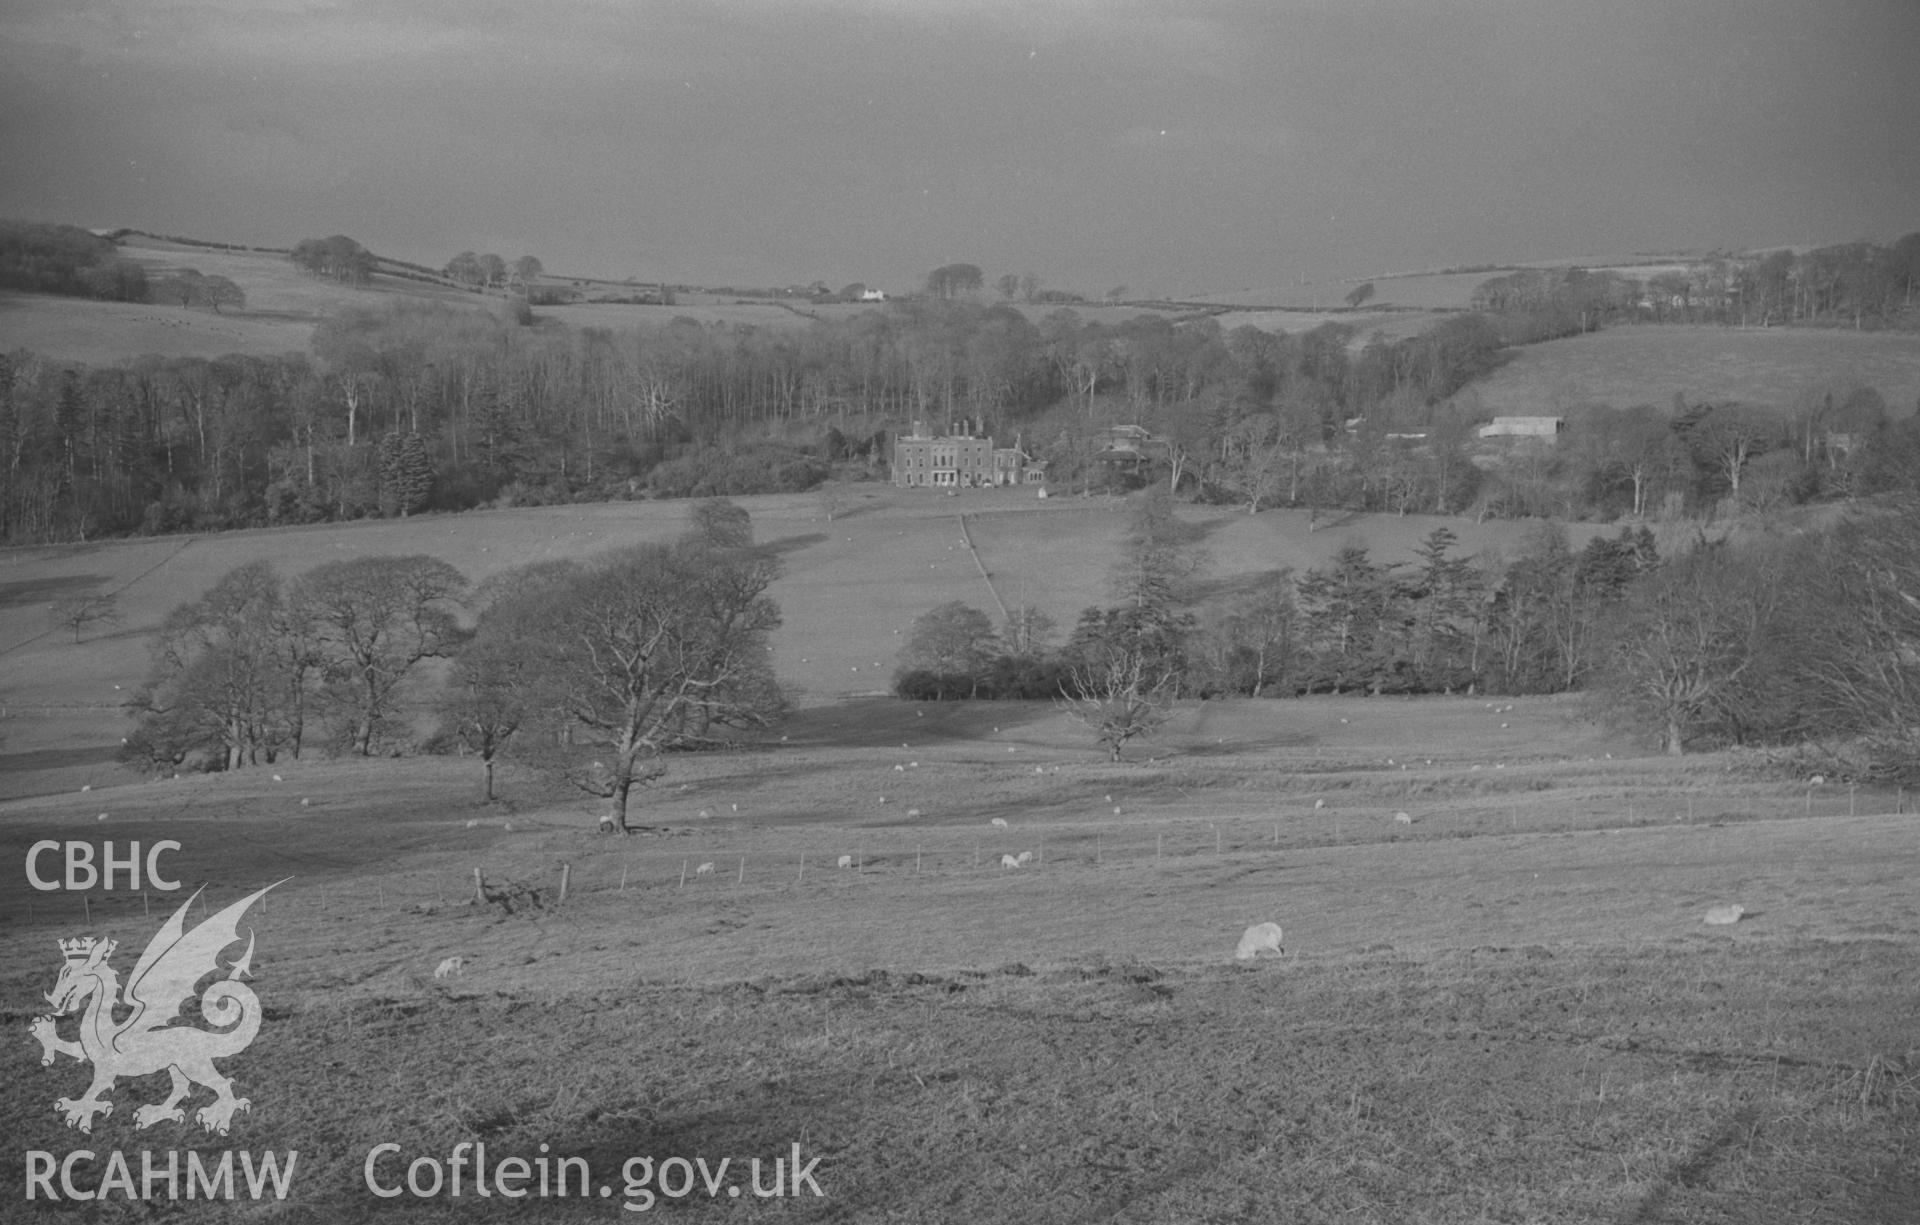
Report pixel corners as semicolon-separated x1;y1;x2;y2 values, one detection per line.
0;489;1614;801
1473;324;1920;416
0;234;497;362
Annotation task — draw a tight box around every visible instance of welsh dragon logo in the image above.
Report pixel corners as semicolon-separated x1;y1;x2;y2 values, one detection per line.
28;882;281;1136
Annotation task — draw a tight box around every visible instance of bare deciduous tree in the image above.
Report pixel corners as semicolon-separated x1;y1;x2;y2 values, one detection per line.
523;534;783;832
48;592;119;643
293;555;468;756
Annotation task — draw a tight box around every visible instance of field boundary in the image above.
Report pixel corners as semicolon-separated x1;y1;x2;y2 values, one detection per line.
954;514;1009;621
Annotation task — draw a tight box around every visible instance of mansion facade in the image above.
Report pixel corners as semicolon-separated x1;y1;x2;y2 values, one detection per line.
892;421;1046;489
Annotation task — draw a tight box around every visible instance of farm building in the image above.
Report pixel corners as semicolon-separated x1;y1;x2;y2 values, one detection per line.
1478;416;1565;439
1092;423;1163;472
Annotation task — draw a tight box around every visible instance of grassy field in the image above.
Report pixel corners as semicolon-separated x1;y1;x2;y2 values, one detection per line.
1;691;1914;1221
1189;271;1492;312
0;489;1616;801
0;236;495;363
1475;325;1920;417
0;238;1251;367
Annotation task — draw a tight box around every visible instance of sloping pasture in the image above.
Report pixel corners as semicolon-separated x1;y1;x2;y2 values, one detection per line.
0;236;496;363
0;491;1618;800
1473;324;1920;417
0;693;1914;1221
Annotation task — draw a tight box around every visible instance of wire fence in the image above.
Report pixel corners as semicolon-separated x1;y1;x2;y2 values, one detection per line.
9;785;1911;932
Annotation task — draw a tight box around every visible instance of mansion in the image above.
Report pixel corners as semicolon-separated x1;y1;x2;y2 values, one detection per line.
892;421;1046;489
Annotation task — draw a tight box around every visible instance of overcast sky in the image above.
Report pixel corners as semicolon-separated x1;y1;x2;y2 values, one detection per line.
3;0;1916;297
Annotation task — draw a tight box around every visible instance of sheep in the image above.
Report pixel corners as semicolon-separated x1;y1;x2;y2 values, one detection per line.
1313;799;1325;810
991;817;1009;828
696;862;716;876
434;956;466;979
272;774;283;782
1703;904;1745;926
906;807;922;818
96;812;108;821
1394;811;1413;825
837;854;855;869
1000;854;1021;868
1235;922;1285;960
1015;851;1033;866
895;764;905;771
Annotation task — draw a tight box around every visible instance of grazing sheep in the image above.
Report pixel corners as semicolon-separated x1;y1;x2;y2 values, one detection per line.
991;818;1009;828
301;798;311;806
1313;799;1325;810
1000;854;1022;868
1394;811;1413;825
895;764;905;771
1016;851;1033;866
696;862;715;876
1809;775;1825;785
96;813;108;821
434;956;466;979
1703;904;1745;926
837;854;855;869
906;808;922;818
1235;922;1285;961
272;774;283;782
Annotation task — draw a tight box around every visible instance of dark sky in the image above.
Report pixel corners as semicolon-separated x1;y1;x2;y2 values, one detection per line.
3;0;1916;297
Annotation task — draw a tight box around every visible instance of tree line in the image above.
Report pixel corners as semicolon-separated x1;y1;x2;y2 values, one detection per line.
1471;235;1920;343
124;500;784;832
6;220;1919;546
7;291;1919;546
894;491;1920;778
1;219;246;312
